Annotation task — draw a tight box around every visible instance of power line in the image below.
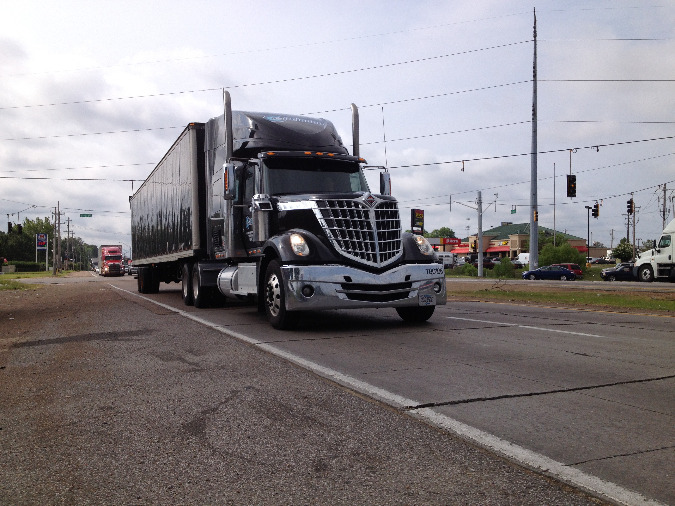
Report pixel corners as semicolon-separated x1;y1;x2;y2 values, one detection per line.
397;152;675;205
384;135;675;170
0;41;531;111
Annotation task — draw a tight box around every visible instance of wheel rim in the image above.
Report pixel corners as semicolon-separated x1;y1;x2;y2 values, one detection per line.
192;272;199;300
266;272;282;317
529;274;536;280
561;275;567;281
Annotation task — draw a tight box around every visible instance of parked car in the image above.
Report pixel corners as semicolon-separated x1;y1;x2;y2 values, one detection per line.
552;263;583;278
473;257;496;269
522;265;576;281
601;262;634;281
591;257;614;264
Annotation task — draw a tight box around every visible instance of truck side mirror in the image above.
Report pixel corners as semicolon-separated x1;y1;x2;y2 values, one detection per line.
223;163;237;200
380;171;391;196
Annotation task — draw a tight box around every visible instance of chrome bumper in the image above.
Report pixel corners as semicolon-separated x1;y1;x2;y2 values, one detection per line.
281;263;447;311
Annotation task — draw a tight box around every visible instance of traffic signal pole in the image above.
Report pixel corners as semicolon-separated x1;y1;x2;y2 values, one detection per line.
529;9;539;269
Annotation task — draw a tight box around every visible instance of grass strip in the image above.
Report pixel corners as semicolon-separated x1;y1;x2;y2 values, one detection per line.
449;289;674;313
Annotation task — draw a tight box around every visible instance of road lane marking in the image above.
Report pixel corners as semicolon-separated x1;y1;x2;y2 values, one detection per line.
446;316;607;338
111;284;661;506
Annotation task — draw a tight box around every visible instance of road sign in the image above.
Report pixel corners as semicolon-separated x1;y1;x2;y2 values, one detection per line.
80;213;92;217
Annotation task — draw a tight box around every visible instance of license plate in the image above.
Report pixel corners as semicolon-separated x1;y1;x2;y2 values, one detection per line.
419;294;435;306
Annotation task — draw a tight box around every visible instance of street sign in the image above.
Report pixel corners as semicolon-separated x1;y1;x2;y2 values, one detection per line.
80;213;92;217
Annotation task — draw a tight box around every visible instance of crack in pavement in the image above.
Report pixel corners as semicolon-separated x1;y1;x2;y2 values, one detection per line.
567;445;675;466
403;374;675;410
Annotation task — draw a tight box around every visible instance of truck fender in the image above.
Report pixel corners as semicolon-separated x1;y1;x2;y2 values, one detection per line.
262;229;341;264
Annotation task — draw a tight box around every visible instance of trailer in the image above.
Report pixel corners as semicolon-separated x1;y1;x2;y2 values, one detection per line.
130;94;446;328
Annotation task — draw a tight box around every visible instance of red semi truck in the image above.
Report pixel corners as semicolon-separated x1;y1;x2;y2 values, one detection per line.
99;245;124;277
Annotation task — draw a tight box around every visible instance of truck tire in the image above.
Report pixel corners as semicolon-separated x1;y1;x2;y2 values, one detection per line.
192;268;208;308
181;263;194;306
638;265;654;282
138;267;159;293
264;259;297;330
396;306;435;323
138;267;150;293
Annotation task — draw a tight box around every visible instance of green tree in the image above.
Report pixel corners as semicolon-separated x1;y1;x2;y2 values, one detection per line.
539;242;586;267
0;216;54;263
612;238;634;262
537;229;556;253
426;227;456;239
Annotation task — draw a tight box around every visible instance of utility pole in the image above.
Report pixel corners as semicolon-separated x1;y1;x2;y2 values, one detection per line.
663;183;668;229
66;217;71;270
553;163;556;247
585;206;592;262
529;8;539;269
632;195;637;261
477;191;483;277
52;206;58;275
57;201;62;271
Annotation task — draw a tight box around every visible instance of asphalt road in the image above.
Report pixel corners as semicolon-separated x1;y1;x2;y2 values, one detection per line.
3;273;672;504
103;274;674;505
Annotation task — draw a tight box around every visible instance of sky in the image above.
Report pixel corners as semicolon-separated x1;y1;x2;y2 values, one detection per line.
1;1;674;258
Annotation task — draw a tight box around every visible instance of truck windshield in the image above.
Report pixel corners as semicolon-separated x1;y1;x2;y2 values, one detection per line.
264;156;369;196
105;255;122;261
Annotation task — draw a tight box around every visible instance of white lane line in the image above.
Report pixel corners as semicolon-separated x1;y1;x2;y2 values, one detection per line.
111;285;660;506
447;316;607;338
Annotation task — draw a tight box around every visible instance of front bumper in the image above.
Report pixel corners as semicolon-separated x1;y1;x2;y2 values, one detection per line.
281;263;447;311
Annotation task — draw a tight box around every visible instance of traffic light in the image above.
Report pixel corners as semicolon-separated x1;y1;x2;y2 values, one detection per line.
592;202;599;218
16;224;22;234
627;198;634;215
533;210;538;222
7;222;11;234
471;240;477;253
566;174;577;197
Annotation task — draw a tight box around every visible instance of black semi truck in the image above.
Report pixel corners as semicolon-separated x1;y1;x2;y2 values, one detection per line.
130;93;446;329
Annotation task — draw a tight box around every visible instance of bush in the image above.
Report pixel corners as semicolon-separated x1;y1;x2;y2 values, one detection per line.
8;261;44;272
459;262;478;277
493;257;516;278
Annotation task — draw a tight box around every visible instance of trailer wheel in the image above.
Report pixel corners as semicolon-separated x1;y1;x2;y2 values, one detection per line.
638;265;654;282
181;263;194;306
395;306;435;323
192;268;208;308
264;260;297;330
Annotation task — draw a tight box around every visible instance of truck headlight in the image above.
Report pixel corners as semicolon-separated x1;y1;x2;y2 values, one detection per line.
290;233;310;256
413;235;434;255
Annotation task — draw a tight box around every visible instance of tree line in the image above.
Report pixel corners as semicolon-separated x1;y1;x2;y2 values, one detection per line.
0;217;98;271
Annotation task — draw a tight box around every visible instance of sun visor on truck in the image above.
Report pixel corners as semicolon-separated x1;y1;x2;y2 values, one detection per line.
205;111;349;159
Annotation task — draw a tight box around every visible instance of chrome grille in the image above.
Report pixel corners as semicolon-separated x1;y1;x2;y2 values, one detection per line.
313;198;402;267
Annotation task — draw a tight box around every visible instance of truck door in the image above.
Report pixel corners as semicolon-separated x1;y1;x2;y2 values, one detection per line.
232;163;257;256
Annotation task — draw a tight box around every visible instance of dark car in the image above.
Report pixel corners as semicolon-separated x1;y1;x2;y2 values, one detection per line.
473;257;496;269
591;257;614;264
552;263;583;278
601;262;634;281
522;265;576;281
